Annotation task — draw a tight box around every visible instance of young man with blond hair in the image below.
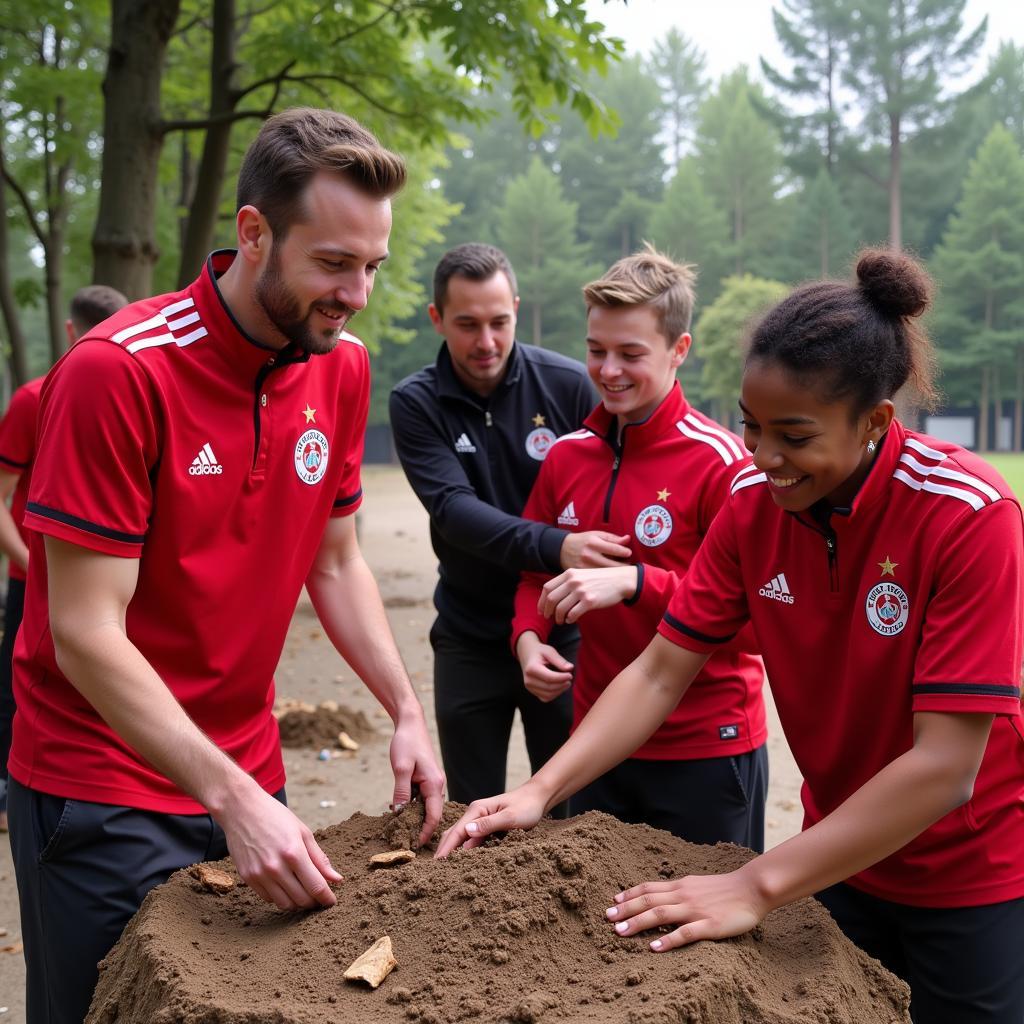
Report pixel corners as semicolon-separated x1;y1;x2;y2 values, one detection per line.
511;245;768;846
8;108;444;1024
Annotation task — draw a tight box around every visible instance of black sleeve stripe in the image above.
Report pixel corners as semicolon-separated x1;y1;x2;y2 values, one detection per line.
913;683;1021;699
0;454;29;470
661;610;736;646
623;563;644;606
25;502;147;545
333;488;363;509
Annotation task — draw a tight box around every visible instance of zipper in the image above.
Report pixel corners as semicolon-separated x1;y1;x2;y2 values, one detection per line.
485;410;493;427
790;512;840;593
252;355;277;470
603;453;622;521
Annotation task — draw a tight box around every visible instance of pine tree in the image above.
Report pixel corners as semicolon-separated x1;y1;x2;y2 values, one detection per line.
842;0;986;249
778;170;858;282
760;0;846;178
695;70;785;279
496;158;600;355
647;28;707;165
932;126;1024;450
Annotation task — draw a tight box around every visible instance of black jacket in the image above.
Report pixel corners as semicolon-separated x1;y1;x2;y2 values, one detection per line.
390;342;597;645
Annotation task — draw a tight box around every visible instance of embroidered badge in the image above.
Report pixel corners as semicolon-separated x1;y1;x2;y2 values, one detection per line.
525;427;556;461
865;581;909;636
634;504;673;547
294;429;329;485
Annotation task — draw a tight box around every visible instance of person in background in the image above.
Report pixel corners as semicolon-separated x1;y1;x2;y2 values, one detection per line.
0;284;128;832
440;249;1024;1024
512;246;767;849
390;243;632;809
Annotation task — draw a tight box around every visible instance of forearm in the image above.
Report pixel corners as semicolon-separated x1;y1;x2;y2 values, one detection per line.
529;637;706;809
54;621;258;815
745;741;980;912
305;545;422;724
0;491;28;570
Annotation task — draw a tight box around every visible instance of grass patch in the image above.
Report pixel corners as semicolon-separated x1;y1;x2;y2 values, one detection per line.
980;453;1024;500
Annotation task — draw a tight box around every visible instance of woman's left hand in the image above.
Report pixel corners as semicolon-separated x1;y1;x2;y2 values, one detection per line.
605;866;768;951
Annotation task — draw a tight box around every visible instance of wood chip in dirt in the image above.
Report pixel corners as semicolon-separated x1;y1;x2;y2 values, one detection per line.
189;864;235;893
337;730;359;751
368;849;415;868
1;941;23;955
343;935;397;988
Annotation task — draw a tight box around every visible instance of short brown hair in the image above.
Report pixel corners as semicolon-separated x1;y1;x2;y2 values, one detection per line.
70;285;128;335
583;243;697;345
236;107;406;238
433;243;517;315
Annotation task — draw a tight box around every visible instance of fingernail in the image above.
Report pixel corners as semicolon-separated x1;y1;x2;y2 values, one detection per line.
614;921;628;933
466;822;478;834
393;802;406;812
614;893;624;903
651;939;663;950
606;906;618;919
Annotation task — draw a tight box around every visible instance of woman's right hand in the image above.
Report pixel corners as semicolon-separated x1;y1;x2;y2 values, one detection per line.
434;782;550;858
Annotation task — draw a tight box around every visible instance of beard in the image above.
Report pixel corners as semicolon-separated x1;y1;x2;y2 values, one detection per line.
254;247;355;355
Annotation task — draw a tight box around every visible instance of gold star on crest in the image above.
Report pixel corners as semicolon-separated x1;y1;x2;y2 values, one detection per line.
302;404;317;424
657;488;671;501
878;555;898;577
532;413;546;427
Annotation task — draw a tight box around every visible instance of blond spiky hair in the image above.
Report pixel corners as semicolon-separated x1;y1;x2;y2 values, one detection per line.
583;242;697;345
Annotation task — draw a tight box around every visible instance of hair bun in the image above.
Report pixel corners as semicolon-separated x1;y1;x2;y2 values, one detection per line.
856;248;932;319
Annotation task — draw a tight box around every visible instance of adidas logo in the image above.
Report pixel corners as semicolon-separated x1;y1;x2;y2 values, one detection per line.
557;501;580;526
759;572;794;604
454;433;476;454
188;442;224;476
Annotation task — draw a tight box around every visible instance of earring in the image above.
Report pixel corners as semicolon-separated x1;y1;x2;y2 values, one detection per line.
866;439;877;453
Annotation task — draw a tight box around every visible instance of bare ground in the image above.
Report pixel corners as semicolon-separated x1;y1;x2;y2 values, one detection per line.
0;465;803;1021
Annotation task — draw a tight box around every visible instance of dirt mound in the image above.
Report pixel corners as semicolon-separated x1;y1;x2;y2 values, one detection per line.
275;699;377;750
86;807;910;1024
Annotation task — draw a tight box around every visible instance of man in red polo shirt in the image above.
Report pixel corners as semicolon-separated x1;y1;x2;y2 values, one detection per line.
7;108;445;1024
0;285;127;833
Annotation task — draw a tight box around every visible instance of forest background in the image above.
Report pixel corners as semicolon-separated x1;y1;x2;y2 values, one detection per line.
2;0;1023;450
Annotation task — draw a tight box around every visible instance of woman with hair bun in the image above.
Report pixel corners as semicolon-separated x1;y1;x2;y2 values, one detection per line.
439;249;1024;1023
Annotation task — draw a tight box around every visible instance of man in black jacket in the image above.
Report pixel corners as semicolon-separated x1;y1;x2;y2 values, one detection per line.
390;243;631;807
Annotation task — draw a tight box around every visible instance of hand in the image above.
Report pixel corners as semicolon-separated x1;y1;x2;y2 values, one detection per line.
219;786;342;911
560;530;632;569
518;638;574;703
389;709;447;847
539;566;639;624
434;781;550;858
605;865;767;951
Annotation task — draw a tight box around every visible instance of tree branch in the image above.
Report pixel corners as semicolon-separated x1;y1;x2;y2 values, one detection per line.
234;59;297;101
330;0;405;46
0;167;46;249
161;108;273;133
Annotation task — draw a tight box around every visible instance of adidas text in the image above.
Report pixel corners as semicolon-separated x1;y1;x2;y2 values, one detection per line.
759;573;794;604
189;443;223;476
189;463;223;475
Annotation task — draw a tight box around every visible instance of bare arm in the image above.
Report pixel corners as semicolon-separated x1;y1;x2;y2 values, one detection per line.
0;469;28;571
609;710;993;950
45;536;342;911
436;636;709;856
305;514;445;846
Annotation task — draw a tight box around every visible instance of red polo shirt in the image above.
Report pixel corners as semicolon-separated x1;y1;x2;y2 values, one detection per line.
513;384;766;759
0;376;44;582
9;251;368;813
659;420;1024;907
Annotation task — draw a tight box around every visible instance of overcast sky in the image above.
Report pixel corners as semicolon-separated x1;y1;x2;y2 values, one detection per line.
586;0;1023;86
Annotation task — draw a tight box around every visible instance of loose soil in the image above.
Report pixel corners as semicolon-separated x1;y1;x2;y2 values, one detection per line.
86;803;910;1024
275;699;378;750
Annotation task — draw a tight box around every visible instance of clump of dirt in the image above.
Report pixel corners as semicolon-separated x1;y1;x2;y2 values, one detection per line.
86;808;911;1024
275;698;377;750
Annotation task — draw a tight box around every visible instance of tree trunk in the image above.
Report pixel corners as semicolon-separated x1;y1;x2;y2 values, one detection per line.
42;237;65;366
888;112;901;250
1015;346;1023;453
177;0;238;287
91;0;181;298
531;301;542;347
978;365;989;452
992;364;1003;451
0;172;29;388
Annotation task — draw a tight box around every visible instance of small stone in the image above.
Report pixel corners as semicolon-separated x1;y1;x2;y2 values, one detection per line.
189;864;235;894
317;748;332;761
338;730;360;751
369;849;416;868
344;935;397;988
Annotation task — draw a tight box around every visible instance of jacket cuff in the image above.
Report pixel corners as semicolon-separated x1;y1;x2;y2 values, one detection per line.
623;564;643;606
539;526;568;573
